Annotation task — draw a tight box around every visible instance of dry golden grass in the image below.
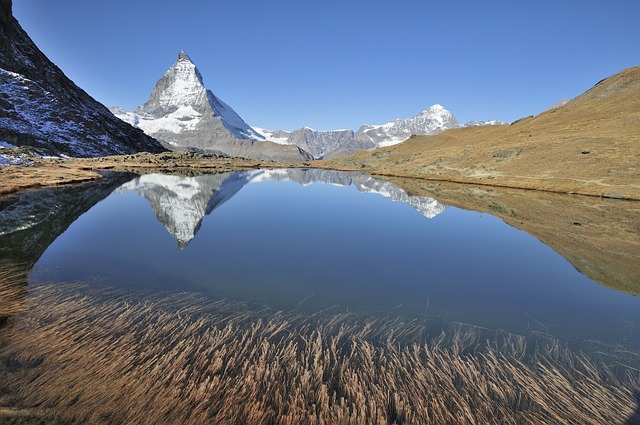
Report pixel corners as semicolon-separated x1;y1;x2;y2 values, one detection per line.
0;282;637;425
322;66;640;200
0;260;28;320
0;151;309;197
0;163;102;196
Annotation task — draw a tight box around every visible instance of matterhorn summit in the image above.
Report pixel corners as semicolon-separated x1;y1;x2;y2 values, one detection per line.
111;51;311;161
142;51;213;116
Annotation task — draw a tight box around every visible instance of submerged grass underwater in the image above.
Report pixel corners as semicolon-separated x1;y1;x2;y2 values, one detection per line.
0;259;638;424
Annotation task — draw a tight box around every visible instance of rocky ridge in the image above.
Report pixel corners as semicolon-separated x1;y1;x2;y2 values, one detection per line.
0;0;165;157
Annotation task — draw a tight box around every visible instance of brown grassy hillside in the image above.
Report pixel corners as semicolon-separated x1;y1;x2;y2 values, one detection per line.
322;66;640;200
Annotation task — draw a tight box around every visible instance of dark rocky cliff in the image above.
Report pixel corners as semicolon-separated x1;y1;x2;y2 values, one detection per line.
0;0;165;156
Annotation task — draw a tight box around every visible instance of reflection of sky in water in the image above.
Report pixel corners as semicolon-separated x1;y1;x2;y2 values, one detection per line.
31;172;640;348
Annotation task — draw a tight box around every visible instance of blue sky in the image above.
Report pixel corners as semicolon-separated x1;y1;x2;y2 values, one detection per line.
13;0;639;131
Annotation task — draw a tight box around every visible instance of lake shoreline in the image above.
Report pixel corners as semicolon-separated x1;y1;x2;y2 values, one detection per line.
1;163;639;423
2;151;639;201
3;158;638;295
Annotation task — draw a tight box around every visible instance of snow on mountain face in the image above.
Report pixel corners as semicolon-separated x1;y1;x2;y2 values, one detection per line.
141;51;263;141
463;120;509;127
356;104;460;148
287;128;355;158
110;51;311;161
0;1;164;157
144;51;209;114
252;127;291;145
111;51;262;143
254;105;463;159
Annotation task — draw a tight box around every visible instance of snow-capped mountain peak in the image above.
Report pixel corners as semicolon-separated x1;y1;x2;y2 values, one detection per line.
141;51;208;116
177;50;191;62
419;104;445;114
356;104;460;148
110;50;299;156
253;104;463;159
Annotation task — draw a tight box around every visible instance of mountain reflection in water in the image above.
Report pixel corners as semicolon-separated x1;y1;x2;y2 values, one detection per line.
0;169;638;424
13;168;635;350
116;169;447;248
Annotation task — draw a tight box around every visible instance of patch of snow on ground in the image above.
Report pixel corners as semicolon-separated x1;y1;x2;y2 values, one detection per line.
0;152;33;166
377;136;410;148
251;127;292;145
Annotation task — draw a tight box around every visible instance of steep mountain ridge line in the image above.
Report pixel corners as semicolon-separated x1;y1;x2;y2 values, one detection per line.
0;0;165;157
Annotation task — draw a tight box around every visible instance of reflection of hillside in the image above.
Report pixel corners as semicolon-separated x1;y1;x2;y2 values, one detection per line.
118;169;446;248
0;173;134;267
0;259;28;348
0;174;132;354
387;177;640;295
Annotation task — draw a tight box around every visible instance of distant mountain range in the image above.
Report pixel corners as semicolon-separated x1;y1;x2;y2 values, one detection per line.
253;106;506;159
112;51;506;160
0;0;164;157
118;169;447;247
324;65;640;201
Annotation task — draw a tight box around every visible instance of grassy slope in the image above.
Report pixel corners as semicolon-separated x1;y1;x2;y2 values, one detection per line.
322;66;640;200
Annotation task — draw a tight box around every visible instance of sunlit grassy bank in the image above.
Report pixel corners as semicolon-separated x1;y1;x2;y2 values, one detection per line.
0;275;638;424
321;66;640;201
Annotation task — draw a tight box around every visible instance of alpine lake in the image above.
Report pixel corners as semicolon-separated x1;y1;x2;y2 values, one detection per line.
1;168;639;424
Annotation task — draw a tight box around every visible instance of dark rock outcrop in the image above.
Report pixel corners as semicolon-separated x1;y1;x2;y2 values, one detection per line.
0;0;165;157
